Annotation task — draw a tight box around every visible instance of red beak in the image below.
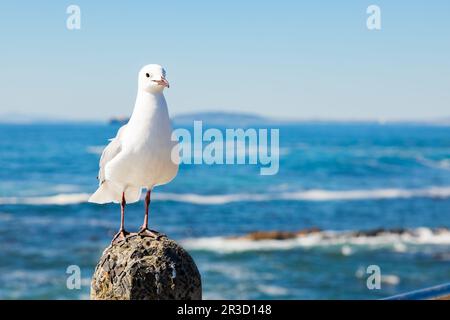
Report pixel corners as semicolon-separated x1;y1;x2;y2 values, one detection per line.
154;76;170;88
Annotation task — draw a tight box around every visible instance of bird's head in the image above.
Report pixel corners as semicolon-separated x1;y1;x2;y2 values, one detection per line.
138;64;169;93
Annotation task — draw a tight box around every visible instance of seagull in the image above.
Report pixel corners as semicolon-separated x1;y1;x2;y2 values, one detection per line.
89;64;179;243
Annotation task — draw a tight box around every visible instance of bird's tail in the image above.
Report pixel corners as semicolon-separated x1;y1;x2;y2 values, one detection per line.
88;181;142;204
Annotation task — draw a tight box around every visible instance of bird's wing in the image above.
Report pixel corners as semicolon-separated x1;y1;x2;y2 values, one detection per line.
97;124;127;184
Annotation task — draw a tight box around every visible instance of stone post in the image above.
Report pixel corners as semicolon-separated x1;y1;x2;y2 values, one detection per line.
91;232;202;300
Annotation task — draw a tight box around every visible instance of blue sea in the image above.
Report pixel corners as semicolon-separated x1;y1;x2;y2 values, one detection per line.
0;122;449;299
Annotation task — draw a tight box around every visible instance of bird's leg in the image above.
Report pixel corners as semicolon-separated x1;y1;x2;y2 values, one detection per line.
138;189;159;238
112;192;130;244
143;190;150;230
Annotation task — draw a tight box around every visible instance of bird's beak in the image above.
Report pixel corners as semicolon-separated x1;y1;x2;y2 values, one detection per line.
154;76;170;88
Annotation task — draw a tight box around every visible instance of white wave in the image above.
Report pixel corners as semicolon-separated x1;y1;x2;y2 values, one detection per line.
417;157;450;171
154;186;450;205
49;184;81;193
393;242;407;253
181;228;450;253
4;270;59;285
0;212;13;221
341;245;353;256
86;145;105;155
441;159;450;169
381;274;400;286
201;263;254;281
257;285;289;296
0;193;90;205
354;267;400;285
2;185;450;206
154;192;269;205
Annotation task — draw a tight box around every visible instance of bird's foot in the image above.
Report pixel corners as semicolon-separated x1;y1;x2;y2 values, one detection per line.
138;227;161;239
111;229;130;244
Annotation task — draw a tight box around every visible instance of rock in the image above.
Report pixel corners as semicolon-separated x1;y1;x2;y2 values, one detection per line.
354;228;408;238
90;232;202;300
296;227;321;237
230;228;322;241
243;231;298;240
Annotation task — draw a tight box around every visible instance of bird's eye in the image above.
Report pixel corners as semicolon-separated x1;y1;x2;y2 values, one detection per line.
146;73;151;78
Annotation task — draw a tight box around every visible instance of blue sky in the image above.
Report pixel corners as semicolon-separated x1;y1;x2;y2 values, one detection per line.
0;1;449;121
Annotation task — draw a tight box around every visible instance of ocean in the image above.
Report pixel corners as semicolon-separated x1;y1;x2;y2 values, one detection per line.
0;122;449;299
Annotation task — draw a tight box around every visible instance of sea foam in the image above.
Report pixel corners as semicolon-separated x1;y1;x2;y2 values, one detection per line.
2;186;450;205
180;227;450;253
156;186;450;204
0;193;91;205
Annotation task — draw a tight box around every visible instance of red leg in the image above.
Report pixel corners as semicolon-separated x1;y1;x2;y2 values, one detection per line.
111;192;130;244
143;190;150;229
138;189;159;238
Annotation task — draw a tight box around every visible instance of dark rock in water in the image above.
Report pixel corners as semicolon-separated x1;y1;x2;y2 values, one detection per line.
232;228;321;241
296;227;321;236
249;231;297;240
91;232;202;300
227;227;449;242
434;227;450;235
354;228;408;237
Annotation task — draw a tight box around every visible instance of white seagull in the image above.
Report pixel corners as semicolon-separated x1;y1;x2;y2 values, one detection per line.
89;64;178;243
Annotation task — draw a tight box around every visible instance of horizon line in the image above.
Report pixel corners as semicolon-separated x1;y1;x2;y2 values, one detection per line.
1;110;449;126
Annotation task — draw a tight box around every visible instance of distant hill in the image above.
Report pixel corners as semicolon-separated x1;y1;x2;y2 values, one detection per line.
1;111;449;126
172;111;273;126
0;112;68;124
107;111;275;126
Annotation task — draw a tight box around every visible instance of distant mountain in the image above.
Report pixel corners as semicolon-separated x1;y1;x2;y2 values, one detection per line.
172;111;273;126
0;112;66;124
432;117;450;125
107;111;275;126
1;111;449;126
109;115;129;125
0;112;99;124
